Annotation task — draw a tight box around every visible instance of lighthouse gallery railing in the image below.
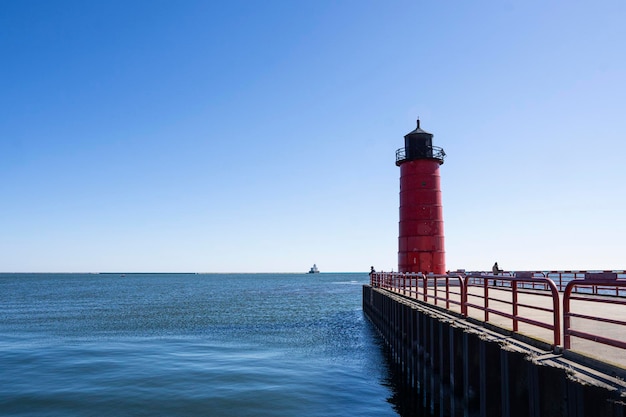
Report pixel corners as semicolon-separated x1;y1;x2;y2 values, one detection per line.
395;146;446;165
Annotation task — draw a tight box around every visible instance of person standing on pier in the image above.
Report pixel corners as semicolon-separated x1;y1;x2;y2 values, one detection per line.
492;262;503;275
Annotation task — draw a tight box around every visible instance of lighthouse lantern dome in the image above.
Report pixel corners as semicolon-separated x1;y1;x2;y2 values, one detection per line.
396;119;445;166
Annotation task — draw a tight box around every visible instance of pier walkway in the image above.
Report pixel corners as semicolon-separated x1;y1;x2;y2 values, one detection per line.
370;271;626;374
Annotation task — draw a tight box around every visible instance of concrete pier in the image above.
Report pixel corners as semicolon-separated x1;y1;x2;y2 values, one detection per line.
363;285;626;417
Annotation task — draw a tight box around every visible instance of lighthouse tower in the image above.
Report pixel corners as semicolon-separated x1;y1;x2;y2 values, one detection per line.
396;120;446;274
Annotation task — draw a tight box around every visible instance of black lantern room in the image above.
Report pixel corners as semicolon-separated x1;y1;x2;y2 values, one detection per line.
396;120;445;166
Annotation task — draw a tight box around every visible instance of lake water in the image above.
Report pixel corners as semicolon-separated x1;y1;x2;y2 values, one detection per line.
0;273;426;416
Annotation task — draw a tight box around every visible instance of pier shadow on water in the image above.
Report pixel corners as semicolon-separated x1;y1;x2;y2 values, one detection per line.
384;355;433;417
367;322;434;417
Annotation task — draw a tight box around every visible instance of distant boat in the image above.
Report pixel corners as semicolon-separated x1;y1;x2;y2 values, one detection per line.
308;264;320;274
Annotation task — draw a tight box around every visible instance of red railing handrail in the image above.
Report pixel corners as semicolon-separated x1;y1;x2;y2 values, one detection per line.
370;272;466;314
452;270;626;292
563;277;626;350
370;271;561;348
370;270;626;353
420;274;466;314
465;273;561;347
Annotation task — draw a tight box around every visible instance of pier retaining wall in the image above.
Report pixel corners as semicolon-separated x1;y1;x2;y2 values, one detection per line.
363;285;626;417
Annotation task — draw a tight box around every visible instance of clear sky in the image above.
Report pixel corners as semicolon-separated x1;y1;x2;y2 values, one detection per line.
1;1;625;273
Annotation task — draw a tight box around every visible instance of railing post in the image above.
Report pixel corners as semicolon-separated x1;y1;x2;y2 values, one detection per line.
548;278;561;348
461;275;467;316
445;276;450;310
403;273;407;296
484;277;489;322
512;281;519;332
563;280;575;349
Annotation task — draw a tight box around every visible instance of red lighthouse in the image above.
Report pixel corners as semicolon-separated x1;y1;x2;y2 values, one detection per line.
396;120;446;274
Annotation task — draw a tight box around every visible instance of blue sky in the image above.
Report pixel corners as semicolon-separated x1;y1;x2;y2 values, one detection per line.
1;1;625;273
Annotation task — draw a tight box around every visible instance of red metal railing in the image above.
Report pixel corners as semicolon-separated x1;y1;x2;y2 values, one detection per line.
425;274;465;314
404;273;465;314
545;271;587;291
464;273;561;347
370;271;561;348
370;270;626;353
545;270;626;293
563;273;626;350
371;271;417;297
371;272;464;313
462;270;626;292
